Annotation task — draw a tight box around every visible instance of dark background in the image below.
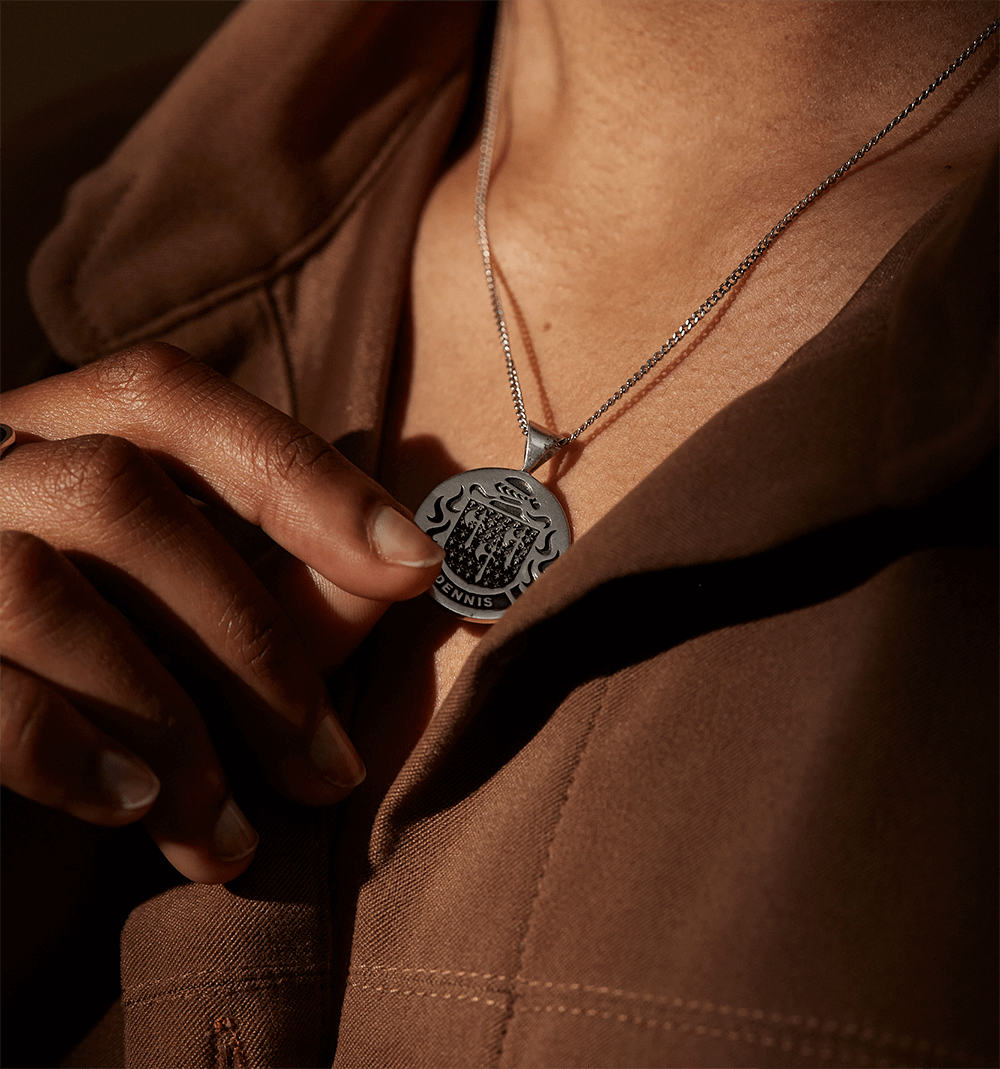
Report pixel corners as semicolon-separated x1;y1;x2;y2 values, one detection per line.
1;1;241;388
2;0;241;128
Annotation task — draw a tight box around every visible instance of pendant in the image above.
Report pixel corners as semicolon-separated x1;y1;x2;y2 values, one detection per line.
414;424;571;622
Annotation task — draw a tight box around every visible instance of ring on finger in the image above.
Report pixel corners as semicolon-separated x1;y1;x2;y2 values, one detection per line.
0;424;16;458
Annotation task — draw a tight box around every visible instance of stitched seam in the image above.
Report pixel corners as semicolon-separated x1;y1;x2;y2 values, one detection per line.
491;676;610;1067
347;966;971;1064
514;1003;967;1068
120;966;325;1004
347;979;506;1008
123;970;324;1010
351;980;508;998
353;965;508;983
121;962;325;992
77;64;468;357
345;981;970;1067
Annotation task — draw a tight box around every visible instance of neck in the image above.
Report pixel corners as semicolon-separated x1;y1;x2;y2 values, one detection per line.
494;1;997;218
483;0;997;320
502;1;996;135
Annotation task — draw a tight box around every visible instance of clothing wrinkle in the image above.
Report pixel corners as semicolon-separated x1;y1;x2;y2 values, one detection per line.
69;176;133;352
67;67;469;362
261;286;298;422
378;451;992;853
492;675;611;1068
363;636;521;870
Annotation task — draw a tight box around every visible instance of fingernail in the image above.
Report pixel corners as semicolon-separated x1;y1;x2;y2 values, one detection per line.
309;712;366;789
100;751;160;811
370;505;444;567
211;798;259;861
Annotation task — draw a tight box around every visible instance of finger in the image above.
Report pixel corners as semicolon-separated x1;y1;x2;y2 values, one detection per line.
0;440;365;807
0;662;160;826
0;343;443;601
0;529;257;883
255;546;391;674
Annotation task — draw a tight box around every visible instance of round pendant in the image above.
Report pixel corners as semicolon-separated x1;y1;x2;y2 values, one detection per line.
414;467;571;622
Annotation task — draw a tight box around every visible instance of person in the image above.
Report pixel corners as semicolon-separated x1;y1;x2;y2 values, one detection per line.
1;2;996;1066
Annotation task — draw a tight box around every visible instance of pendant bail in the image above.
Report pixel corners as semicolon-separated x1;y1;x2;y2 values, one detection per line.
522;422;564;474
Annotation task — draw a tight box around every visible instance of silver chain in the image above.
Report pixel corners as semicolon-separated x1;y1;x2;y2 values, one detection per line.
476;15;999;448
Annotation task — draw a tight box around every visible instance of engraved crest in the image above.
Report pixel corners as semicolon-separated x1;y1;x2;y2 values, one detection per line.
445;500;540;588
416;468;571;622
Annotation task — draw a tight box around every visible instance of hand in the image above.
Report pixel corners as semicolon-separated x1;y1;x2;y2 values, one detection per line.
0;343;443;883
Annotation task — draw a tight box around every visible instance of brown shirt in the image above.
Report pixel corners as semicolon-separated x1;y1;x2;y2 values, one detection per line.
25;3;998;1067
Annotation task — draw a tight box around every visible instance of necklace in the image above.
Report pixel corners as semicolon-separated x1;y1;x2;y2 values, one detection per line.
415;14;998;623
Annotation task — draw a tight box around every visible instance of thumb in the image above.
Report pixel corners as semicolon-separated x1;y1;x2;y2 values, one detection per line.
3;343;444;602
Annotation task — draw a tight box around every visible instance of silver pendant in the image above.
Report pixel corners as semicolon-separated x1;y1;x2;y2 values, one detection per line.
414;425;570;622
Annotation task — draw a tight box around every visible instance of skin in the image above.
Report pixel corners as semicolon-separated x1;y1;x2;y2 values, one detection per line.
2;2;996;880
0;345;443;883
